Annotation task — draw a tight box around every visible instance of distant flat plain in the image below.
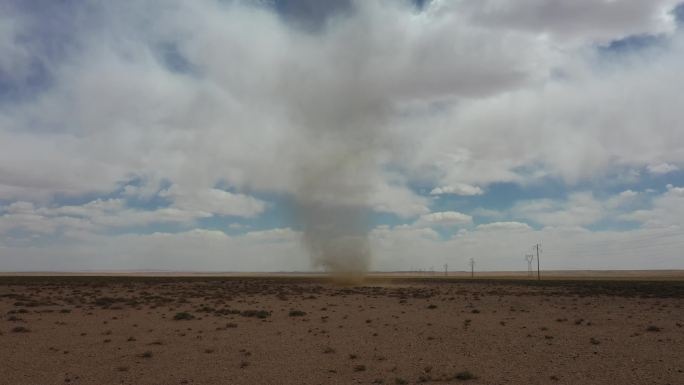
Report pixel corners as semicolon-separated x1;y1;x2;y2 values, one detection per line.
1;272;682;385
4;269;684;279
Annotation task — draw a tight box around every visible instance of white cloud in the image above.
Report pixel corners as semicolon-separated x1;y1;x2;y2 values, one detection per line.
244;228;299;242
476;221;531;231
2;221;682;272
160;184;266;218
605;189;641;209
1;1;683;197
0;193;268;237
47;199;125;217
369;180;430;218
0;228;308;272
430;183;483;196
619;190;638;198
417;211;473;226
510;192;604;227
507;189;656;228
370;220;684;271
1;1;684;270
460;0;680;43
647;162;679;175
371;224;440;242
620;184;684;228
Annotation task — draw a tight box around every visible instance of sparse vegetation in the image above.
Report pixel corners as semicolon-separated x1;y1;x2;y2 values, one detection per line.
173;312;194;321
240;310;271;319
1;275;682;384
454;371;475;381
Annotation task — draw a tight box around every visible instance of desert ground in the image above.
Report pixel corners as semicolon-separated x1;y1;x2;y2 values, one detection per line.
1;275;682;385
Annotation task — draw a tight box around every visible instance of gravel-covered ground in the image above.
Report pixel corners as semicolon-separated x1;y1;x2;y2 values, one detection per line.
1;276;682;385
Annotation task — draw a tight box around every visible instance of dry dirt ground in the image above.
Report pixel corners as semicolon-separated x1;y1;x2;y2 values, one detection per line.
1;276;682;385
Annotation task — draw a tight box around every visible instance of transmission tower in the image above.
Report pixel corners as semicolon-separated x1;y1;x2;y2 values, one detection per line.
468;258;475;278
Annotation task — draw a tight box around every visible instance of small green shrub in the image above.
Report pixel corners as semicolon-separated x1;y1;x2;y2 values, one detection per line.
240;310;270;319
289;310;306;317
174;312;194;321
454;371;475;381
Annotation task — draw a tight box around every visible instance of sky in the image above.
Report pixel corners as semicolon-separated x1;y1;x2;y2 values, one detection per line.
1;0;683;272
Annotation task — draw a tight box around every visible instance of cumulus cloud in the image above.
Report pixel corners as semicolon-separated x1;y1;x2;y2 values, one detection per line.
244;228;300;242
417;211;473;226
430;184;483;196
1;0;684;271
160;184;266;218
620;184;684;228
370;221;684;271
618;190;639;198
647;162;679;175
369;179;430;218
476;221;531;231
3;218;682;272
0;191;266;238
509;193;604;227
0;0;682;198
460;0;680;42
0;228;308;272
2;0;682;197
506;189;660;229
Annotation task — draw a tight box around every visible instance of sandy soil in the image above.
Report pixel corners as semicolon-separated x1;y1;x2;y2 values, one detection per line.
1;276;682;385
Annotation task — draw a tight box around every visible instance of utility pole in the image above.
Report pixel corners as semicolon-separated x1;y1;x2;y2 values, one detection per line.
532;243;542;280
444;264;448;277
469;258;475;278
